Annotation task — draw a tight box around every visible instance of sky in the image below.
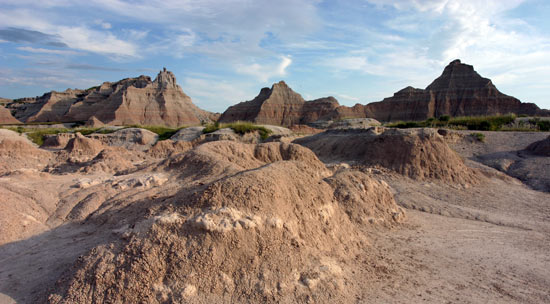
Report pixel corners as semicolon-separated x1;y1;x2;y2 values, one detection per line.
1;0;549;112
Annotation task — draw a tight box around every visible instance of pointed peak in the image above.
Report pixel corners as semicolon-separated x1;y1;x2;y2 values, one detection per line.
426;60;489;91
153;68;178;89
449;59;461;65
271;80;289;89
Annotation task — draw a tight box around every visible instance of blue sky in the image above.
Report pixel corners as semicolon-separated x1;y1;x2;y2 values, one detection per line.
1;0;549;112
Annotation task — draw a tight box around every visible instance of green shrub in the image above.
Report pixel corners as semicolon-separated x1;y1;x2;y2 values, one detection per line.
203;123;220;133
203;121;272;140
25;128;70;146
439;115;450;122
387;114;521;131
529;118;550;131
471;132;485;142
387;121;423;128
75;128;100;136
127;125;182;140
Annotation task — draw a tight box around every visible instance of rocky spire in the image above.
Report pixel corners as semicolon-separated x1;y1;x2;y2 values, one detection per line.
153;68;178;89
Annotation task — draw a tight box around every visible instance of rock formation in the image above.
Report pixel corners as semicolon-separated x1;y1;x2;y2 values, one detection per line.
6;69;216;127
219;81;339;127
361;60;545;121
221;60;548;126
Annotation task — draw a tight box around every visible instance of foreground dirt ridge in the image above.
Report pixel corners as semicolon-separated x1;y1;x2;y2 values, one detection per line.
0;127;549;303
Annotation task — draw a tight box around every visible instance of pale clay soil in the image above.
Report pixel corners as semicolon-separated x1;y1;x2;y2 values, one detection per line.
0;128;549;303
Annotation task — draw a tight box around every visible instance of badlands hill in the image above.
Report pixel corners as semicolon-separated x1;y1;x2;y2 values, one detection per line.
360;59;546;121
220;60;548;126
2;69;216;127
219;81;339;126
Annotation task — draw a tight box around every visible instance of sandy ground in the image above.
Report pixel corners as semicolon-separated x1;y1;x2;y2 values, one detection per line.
0;129;549;303
361;176;550;303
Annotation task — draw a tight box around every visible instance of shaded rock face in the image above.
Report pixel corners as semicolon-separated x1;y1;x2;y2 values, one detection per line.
526;136;550;156
359;60;544;121
219;81;340;127
6;69;215;127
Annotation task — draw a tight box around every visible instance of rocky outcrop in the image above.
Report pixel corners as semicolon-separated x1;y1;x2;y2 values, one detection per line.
219;81;339;127
6;69;215;127
0;106;20;124
526;136;550;156
360;60;546;121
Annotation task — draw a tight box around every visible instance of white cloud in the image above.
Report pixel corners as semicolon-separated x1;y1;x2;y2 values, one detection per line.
94;19;112;29
16;46;80;55
56;26;138;57
334;94;359;102
236;56;292;82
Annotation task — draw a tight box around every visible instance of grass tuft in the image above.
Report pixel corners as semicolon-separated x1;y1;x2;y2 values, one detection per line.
471;132;485;142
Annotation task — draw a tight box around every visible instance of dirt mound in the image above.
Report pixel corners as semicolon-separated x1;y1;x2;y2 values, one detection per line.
47;140;404;303
159;141;327;181
0;129;52;174
526;135;550;156
294;128;480;184
325;170;405;225
63;133;105;160
42;133;76;149
84;116;105;128
147;139;193;158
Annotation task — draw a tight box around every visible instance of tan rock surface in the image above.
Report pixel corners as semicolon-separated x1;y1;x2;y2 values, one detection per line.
294;127;480;184
219;81;340;127
6;69;215;127
0;106;20;125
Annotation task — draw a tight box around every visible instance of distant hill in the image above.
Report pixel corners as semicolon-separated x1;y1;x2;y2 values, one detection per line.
220;60;549;126
219;81;339;126
359;59;548;121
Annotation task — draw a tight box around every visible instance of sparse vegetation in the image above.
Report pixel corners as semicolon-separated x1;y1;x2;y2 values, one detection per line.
203;121;272;140
529;118;550;131
127;125;183;140
387;114;522;131
1;126;118;145
24;128;71;146
471;132;485;142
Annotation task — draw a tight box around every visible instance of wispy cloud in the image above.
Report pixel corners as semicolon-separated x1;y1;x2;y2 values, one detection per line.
17;46;79;55
0;27;67;47
236;56;292;82
65;64;126;71
56;26;138;58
